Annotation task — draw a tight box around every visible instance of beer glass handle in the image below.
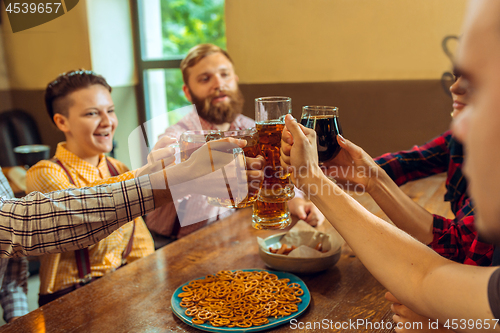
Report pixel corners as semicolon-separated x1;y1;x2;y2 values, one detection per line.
232;148;247;206
167;143;181;165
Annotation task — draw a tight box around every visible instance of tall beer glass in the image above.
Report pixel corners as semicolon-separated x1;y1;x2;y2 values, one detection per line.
252;199;291;229
206;128;261;208
255;97;294;202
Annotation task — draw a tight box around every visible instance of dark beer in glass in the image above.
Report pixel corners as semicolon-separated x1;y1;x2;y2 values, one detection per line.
300;106;342;162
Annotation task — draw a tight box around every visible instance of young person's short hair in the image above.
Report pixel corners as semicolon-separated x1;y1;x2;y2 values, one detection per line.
180;44;233;85
45;69;111;124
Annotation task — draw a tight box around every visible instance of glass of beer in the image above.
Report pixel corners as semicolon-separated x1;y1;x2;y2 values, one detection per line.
252;199;291;229
179;130;221;162
300;106;342;163
255;96;295;203
180;129;248;207
206;128;262;208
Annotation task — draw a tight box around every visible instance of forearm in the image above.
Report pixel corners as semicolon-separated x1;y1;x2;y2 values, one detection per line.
368;170;434;244
282;117;496;329
374;132;451;186
149;161;198;207
311;175;440;290
1;177;155;257
308;174;496;326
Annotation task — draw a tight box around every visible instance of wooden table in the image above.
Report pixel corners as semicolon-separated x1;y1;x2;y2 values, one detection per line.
1;174;451;333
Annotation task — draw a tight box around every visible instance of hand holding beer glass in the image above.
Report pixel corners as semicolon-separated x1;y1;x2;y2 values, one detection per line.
206;128;262;208
300;106;343;181
252;97;294;229
179;130;221;162
176;131;262;204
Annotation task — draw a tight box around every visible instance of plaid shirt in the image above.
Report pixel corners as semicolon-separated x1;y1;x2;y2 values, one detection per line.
0;175;28;322
147;111;255;237
0;168;154;257
375;130;493;266
0;167;153;319
26;143;155;294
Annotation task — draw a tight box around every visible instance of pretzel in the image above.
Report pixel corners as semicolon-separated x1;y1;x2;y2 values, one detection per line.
178;291;193;297
196;309;214;320
180;301;195;308
177;270;304;328
252;318;270;326
185;307;198;317
191;318;205;325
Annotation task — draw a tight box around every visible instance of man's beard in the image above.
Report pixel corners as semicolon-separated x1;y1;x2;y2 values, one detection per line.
189;87;245;125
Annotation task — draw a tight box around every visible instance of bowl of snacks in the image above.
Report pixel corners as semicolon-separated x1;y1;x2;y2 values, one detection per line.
258;221;343;274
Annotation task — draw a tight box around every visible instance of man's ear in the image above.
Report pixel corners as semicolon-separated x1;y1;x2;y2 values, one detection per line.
53;113;70;133
183;84;192;102
235;74;239;83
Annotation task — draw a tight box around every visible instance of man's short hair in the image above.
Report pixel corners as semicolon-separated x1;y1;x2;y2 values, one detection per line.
45;69;111;124
180;44;233;86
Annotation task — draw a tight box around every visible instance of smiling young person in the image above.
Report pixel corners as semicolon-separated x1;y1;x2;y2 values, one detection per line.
26;70;155;306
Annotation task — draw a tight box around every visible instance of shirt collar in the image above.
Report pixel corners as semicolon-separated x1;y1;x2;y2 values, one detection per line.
54;142;110;183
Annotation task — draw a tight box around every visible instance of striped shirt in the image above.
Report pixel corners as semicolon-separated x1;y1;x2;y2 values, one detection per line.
26;143;155;294
0;166;154;317
0;169;154;258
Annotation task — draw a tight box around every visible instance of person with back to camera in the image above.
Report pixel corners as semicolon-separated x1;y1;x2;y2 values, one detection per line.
280;1;500;330
321;66;490;332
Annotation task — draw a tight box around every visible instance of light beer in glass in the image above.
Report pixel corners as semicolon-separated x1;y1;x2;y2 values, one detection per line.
255;97;294;202
252;200;291;229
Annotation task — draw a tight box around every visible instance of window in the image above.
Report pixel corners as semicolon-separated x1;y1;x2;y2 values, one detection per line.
133;0;226;143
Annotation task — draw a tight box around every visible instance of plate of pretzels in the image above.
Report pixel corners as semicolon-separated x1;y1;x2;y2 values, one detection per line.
171;269;311;332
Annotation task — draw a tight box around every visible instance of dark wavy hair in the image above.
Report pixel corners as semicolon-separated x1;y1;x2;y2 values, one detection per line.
45;69;111;124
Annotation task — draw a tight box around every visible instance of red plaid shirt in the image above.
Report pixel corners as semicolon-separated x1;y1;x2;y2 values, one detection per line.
375;130;494;266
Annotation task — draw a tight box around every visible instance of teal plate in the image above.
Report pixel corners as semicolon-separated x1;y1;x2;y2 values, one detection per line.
171;269;311;332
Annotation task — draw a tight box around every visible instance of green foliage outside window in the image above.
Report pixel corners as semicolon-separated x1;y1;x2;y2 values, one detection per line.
160;0;226;121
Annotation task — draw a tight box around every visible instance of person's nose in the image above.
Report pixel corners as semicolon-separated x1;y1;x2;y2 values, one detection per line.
212;74;226;92
100;112;112;127
450;76;466;96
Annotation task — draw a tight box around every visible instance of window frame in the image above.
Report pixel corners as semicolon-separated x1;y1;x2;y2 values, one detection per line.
130;0;182;126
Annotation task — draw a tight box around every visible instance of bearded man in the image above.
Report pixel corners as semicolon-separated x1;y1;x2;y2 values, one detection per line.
146;44;324;243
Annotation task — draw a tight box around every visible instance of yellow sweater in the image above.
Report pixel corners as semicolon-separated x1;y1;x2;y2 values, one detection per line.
26;142;154;294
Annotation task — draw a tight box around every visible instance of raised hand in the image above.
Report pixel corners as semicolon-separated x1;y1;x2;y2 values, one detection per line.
322;136;381;192
134;136;178;177
280;114;323;191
